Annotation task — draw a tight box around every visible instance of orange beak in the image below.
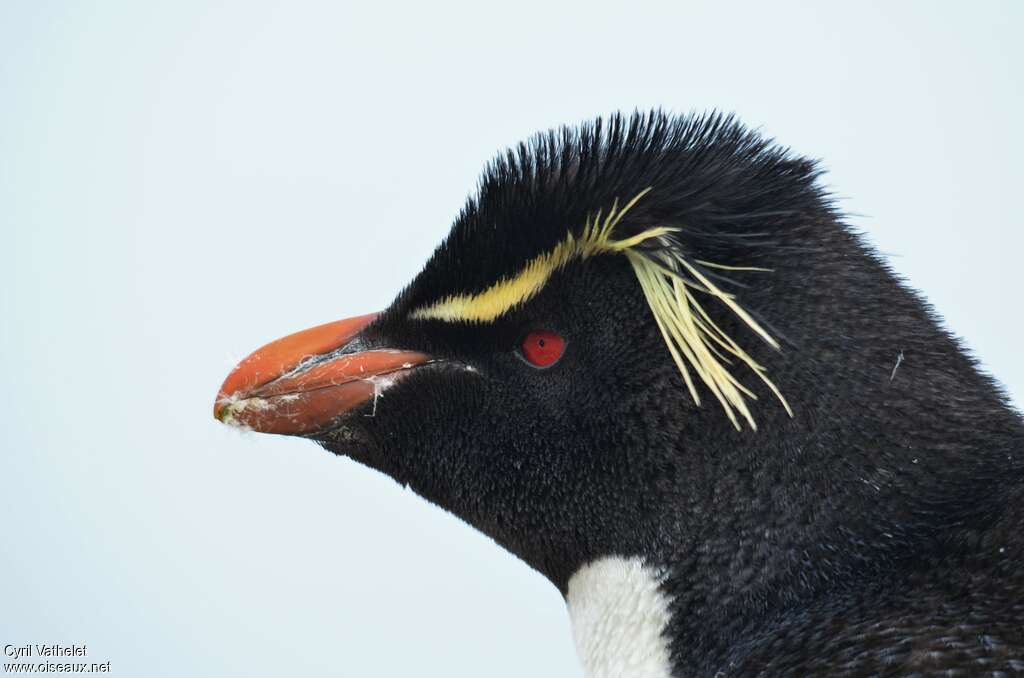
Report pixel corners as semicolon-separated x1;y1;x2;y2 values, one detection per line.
213;313;430;435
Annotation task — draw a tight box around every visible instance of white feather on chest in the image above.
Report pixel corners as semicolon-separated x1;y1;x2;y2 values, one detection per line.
566;556;675;678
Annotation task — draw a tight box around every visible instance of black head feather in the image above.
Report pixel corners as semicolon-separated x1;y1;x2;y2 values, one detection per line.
309;110;1024;675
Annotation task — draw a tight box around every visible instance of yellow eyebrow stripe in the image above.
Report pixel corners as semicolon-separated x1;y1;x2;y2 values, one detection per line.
407;242;573;323
409;189;658;323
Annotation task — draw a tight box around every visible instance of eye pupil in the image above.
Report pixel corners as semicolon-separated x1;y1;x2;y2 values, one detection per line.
521;330;564;368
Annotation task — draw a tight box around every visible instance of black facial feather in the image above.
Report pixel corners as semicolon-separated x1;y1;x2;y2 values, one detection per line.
314;110;1024;676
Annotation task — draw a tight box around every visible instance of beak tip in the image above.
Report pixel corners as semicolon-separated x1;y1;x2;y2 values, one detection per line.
212;393;232;423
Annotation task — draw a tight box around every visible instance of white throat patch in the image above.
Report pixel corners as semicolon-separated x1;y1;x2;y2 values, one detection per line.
566;556;675;678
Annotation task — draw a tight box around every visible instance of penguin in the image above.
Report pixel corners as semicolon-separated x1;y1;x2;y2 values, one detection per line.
213;111;1024;677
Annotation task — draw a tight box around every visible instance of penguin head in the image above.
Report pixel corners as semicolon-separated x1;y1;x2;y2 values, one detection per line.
214;112;830;589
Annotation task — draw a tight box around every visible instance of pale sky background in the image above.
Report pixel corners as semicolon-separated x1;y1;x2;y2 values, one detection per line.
2;2;1021;676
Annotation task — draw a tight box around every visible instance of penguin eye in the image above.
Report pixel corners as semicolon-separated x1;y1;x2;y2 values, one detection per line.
520;329;565;368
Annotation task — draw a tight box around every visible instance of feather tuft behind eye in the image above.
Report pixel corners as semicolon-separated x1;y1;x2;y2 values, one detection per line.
520;330;565;368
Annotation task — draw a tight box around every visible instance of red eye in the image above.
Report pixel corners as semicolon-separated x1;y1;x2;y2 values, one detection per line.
520;329;565;368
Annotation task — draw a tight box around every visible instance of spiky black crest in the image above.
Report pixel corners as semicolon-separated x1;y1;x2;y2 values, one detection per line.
394;110;833;318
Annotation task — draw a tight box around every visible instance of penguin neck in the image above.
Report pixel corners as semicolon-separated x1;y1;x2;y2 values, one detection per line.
647;382;1024;675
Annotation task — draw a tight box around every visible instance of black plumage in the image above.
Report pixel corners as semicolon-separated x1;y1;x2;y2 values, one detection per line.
223;111;1024;676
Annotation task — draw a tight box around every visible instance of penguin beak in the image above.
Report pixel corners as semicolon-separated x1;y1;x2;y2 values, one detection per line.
213;313;430;435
